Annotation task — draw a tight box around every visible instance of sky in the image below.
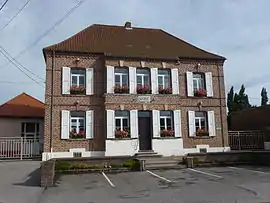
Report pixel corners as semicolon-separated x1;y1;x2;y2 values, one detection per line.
0;0;269;105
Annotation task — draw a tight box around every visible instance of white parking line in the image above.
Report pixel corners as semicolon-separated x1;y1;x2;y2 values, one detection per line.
102;172;115;187
146;170;173;183
187;168;223;179
228;166;270;175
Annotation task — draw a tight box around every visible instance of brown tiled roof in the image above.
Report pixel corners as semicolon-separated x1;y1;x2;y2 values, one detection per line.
0;93;44;118
43;23;225;60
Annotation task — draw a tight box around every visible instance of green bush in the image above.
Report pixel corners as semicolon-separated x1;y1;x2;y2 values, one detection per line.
55;161;73;171
122;159;140;170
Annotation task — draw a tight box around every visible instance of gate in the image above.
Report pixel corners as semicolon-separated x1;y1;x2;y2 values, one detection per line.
0;137;42;159
228;131;265;150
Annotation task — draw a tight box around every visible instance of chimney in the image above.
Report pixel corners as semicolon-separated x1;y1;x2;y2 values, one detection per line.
124;21;132;30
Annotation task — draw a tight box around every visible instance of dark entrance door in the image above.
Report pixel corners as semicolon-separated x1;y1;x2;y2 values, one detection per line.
138;111;152;151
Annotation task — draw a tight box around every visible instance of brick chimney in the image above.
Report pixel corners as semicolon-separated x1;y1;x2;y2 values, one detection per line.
124;21;132;30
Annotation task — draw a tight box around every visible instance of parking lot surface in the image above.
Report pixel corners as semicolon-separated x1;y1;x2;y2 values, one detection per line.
0;160;43;203
40;166;270;203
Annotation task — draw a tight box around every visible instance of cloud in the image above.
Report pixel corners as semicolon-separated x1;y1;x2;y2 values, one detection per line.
0;0;269;105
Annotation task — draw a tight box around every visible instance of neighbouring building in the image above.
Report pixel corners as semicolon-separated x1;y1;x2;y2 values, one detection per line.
42;22;229;161
0;93;44;157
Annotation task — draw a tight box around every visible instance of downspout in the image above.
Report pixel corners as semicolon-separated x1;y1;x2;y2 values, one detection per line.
49;50;55;153
217;62;225;150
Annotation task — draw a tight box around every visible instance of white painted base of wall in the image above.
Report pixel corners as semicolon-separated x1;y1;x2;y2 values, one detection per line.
264;142;270;150
105;139;139;156
42;150;105;161
184;145;230;154
152;138;184;156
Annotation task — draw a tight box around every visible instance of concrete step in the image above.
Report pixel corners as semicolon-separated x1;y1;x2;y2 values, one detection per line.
144;159;181;165
145;163;185;170
134;151;162;158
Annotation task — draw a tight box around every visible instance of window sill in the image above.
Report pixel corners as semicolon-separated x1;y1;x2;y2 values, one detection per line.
190;136;213;139
153;137;180;139
107;138;137;140
65;138;92;141
63;94;87;97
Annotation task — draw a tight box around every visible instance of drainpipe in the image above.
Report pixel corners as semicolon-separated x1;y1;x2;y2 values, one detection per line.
49;50;55;153
217;62;225;150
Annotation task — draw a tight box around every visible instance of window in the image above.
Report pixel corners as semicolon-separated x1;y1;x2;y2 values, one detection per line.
70;111;85;139
195;111;209;136
193;73;205;93
21;122;39;140
115;111;130;138
70;69;86;94
158;69;171;89
160;111;174;137
136;68;151;94
114;68;129;93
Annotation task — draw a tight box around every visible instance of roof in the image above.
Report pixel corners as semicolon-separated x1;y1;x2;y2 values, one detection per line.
43;23;225;61
0;93;44;118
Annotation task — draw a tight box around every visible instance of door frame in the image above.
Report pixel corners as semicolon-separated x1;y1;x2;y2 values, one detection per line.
138;110;153;151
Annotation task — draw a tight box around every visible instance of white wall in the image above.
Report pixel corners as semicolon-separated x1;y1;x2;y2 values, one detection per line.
152;138;184;156
105;139;139;156
184;145;230;154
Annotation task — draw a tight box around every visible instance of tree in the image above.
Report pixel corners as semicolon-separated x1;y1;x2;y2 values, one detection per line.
261;87;268;106
227;86;234;114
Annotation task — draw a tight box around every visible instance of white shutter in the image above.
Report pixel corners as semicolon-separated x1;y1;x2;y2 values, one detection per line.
186;72;194;96
62;67;70;94
106;110;115;139
150;68;158;94
130;110;138;138
86;68;94;95
205;72;213;97
208;111;216;137
188;111;196;137
173;110;182;137
106;66;114;93
129;66;136;94
61;110;70;139
152;110;160;138
171;68;180;94
86;110;94;139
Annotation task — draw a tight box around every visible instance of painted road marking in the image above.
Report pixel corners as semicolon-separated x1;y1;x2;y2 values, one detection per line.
102;172;115;187
188;168;223;179
146;170;173;183
229;166;270;175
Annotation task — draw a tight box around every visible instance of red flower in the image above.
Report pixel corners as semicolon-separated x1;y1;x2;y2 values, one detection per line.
160;129;174;137
194;89;207;97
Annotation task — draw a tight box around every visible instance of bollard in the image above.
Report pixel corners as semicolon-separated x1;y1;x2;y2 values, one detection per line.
186;157;194;168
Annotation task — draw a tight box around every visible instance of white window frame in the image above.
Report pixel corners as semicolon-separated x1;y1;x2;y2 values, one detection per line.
70;115;85;133
21;122;39;140
158;70;171;89
136;73;149;86
115;115;129;131
160;111;173;130
193;73;205;92
71;71;85;87
115;72;128;86
195;112;208;131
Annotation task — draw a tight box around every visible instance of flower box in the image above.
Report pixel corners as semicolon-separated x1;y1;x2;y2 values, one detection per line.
70;86;86;95
196;129;209;137
159;87;172;94
115;129;130;139
194;89;207;97
160;129;175;137
70;131;86;139
137;85;151;94
114;85;129;94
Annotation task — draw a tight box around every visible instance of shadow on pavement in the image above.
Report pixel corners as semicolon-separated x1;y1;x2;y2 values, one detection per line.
13;167;41;187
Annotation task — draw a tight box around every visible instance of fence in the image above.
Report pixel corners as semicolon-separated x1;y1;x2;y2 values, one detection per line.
228;131;265;150
0;137;42;159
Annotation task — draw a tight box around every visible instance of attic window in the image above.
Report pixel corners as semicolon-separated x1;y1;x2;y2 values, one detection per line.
124;21;132;30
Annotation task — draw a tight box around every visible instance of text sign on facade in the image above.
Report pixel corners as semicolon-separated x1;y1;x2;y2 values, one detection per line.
136;96;151;103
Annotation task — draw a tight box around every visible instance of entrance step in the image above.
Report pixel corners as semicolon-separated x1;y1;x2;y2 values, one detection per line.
134;151;162;158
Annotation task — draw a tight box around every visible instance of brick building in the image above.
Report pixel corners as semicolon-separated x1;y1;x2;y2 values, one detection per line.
42;22;229;161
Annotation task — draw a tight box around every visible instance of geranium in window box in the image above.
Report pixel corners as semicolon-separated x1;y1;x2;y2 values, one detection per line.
70;131;86;139
70;86;86;95
137;85;151;94
115;129;130;139
114;85;129;93
158;86;172;94
194;89;207;97
160;129;175;137
196;129;209;136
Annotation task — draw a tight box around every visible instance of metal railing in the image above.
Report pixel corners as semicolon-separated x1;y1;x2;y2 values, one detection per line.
0;137;42;159
228;131;265;150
